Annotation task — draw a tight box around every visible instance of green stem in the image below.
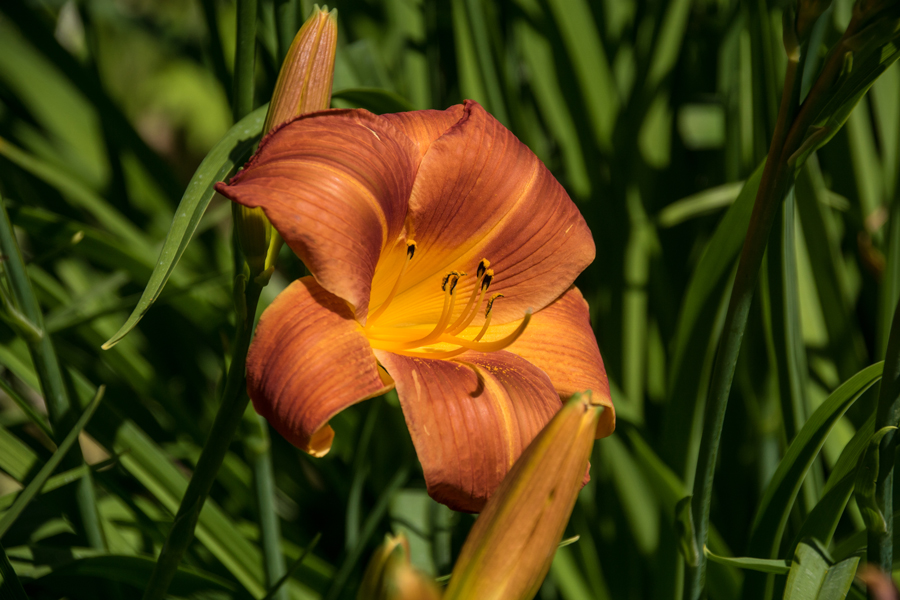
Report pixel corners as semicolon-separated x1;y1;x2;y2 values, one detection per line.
141;280;263;600
0;198;106;552
274;0;298;63
142;6;266;596
683;51;801;600
233;0;258;123
869;298;900;572
247;413;288;600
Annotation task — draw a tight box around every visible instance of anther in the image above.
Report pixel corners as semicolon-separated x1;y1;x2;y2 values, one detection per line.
477;259;491;279
442;271;464;291
406;240;417;260
481;269;494;290
485;293;504;316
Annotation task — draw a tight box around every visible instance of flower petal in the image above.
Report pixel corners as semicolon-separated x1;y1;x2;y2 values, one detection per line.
216;110;419;320
507;287;615;438
248;276;392;456
372;100;595;329
375;349;562;512
381;105;465;159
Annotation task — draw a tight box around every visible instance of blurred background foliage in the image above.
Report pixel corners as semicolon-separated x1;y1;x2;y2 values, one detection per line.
0;0;897;598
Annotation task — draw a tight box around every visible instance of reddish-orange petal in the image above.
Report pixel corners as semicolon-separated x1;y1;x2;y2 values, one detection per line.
507;286;615;438
381;105;465;159
216;110;419;320
248;276;392;456
371;100;595;329
374;349;562;512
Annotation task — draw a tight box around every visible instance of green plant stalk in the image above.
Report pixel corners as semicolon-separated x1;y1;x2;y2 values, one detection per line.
0;198;106;552
141;280;263;600
247;414;288;600
684;49;802;600
869;298;900;572
274;0;298;62
682;7;877;593
233;0;258;123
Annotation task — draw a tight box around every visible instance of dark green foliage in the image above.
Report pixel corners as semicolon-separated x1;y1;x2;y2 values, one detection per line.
0;1;899;599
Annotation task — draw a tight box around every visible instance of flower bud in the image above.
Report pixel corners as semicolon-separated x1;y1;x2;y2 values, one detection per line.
357;534;442;600
264;5;338;132
443;393;603;600
234;204;271;278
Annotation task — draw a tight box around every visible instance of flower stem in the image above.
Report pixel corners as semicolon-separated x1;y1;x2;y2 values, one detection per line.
0;198;106;552
683;44;803;600
246;412;289;600
143;5;262;593
141;279;263;600
869;297;900;572
233;0;258;123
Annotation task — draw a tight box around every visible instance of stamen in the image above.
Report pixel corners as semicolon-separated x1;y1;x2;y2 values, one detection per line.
437;309;531;352
366;240;416;328
370;272;461;350
476;258;491;279
379;300;527;358
447;265;493;334
442;271;465;291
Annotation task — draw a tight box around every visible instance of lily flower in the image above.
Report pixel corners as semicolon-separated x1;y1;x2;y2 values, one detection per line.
215;100;614;512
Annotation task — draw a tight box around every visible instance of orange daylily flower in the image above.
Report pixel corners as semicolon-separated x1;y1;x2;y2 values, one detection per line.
215;100;614;512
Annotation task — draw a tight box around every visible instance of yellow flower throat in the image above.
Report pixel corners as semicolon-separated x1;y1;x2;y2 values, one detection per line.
364;241;530;358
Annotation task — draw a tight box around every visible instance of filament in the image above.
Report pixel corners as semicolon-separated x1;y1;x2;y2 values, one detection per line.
366;241;416;328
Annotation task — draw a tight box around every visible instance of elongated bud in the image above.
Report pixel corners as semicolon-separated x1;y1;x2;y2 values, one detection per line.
234;203;271;278
235;6;338;277
444;393;602;600
264;5;338;132
357;534;442;600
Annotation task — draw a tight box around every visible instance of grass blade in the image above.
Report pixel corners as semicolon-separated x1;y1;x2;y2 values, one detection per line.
662;161;764;482
741;363;883;597
703;548;790;575
0;386;104;538
102;103;267;349
0;540;28;600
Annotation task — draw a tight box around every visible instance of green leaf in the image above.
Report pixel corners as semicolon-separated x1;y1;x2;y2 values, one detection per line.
703;547;790;575
662;160;764;481
0;386;104;537
792;415;874;548
656;182;745;228
515;20;590;198
543;0;617;151
783;541;859;600
746;363;883;560
102;103;267;349
261;533;321;600
0;425;39;482
331;88;416;114
27;555;238;598
603;435;659;556
0;540;28;600
0;137;151;252
794;162;865;378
